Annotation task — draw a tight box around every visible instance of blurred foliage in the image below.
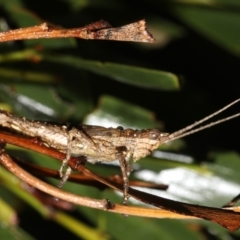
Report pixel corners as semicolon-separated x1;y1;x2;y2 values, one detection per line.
0;0;240;239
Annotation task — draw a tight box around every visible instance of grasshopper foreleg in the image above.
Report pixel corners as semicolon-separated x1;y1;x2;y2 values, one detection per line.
58;129;75;188
116;146;132;205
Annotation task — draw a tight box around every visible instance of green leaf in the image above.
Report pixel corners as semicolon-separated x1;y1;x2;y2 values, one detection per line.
173;6;240;56
147;17;186;48
207;151;240;183
134;151;240;209
102;213;203;240
0;224;35;240
0;198;17;225
172;0;240;7
0;67;57;83
84;95;163;129
44;54;180;90
0;83;93;120
0;83;68;120
61;0;89;11
0;0;22;9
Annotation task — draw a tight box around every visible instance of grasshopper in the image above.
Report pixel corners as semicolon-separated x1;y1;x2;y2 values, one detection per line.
0;99;239;204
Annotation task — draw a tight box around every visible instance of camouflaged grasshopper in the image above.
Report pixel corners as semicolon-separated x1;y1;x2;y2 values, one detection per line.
0;98;239;204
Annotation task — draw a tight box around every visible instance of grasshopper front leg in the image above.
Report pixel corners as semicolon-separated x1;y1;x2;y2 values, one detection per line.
58;127;98;188
58;128;75;188
58;128;89;188
116;146;132;205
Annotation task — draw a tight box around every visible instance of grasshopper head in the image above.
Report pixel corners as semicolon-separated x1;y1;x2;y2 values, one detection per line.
131;129;169;162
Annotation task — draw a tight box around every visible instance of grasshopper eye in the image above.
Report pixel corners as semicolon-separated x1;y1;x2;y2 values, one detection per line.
148;129;160;140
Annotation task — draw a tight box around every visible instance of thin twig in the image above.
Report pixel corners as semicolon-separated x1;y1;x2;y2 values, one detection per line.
0;150;109;209
0;20;155;43
0;150;195;219
16;158;168;191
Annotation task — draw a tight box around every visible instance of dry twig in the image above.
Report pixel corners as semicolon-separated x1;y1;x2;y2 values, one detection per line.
0;20;155;43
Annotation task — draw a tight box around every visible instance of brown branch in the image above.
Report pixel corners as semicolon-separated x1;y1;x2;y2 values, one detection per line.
16;158;168;191
0;150;195;219
1;131;240;230
222;193;240;208
0;20;155;43
22;182;74;210
73;161;240;231
0;150;109;210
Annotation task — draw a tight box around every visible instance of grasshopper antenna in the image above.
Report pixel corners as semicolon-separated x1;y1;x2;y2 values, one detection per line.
163;98;240;143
